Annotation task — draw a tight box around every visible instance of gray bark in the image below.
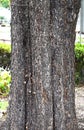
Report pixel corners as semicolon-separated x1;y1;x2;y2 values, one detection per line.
0;0;81;130
50;1;81;130
26;1;53;130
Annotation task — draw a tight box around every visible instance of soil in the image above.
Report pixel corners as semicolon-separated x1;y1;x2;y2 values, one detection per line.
75;86;84;130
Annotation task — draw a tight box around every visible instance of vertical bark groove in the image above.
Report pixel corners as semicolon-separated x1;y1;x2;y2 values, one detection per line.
49;1;81;130
1;0;81;130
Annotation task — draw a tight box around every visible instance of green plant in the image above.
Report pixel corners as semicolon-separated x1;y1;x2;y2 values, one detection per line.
0;101;8;110
0;42;11;53
75;43;84;59
0;42;11;68
0;67;11;96
75;42;84;84
0;0;10;8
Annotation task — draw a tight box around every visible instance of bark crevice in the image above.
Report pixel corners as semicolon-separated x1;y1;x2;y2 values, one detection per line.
0;0;81;130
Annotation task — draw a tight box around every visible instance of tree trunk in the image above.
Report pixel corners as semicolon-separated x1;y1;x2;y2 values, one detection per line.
50;1;80;130
1;0;81;130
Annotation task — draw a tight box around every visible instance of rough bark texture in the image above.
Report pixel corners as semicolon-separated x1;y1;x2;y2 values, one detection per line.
0;0;81;130
50;1;80;130
10;1;29;130
26;1;53;130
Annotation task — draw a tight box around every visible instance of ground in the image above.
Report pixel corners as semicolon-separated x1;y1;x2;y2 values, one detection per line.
75;86;84;130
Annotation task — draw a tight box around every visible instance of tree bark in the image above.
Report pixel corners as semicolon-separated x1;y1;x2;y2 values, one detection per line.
50;1;81;130
10;1;29;130
0;0;81;130
26;1;53;130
